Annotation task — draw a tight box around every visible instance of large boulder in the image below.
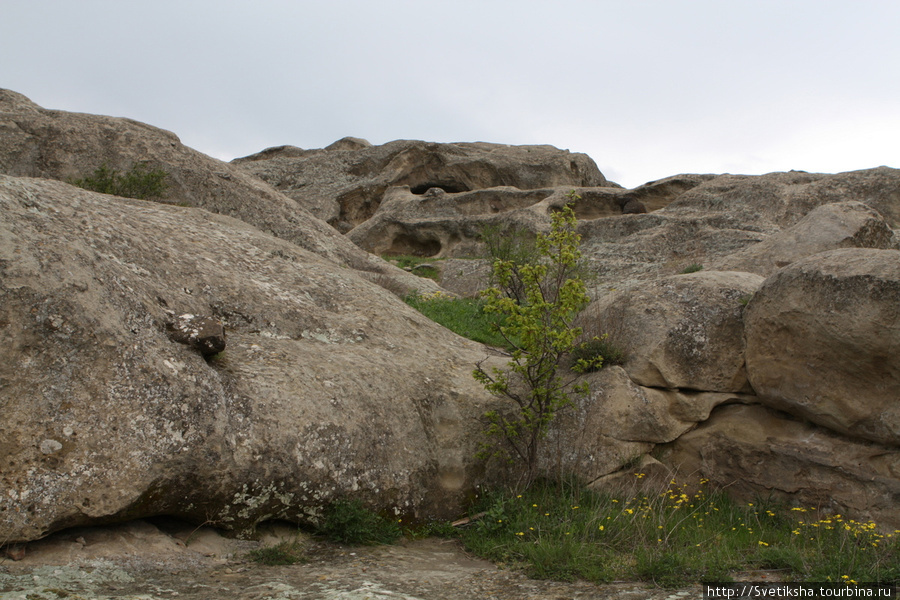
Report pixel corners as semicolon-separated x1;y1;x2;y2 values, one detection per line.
233;138;612;232
659;404;900;530
578;271;765;392
0;175;498;544
744;248;900;446
0;89;435;297
547;367;745;483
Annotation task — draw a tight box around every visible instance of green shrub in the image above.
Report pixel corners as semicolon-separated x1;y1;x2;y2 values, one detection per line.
474;196;601;487
70;162;169;200
317;499;401;545
680;264;703;274
246;540;306;565
570;335;627;372
479;223;541;304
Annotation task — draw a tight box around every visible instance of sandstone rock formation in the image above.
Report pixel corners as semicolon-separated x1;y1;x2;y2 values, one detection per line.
0;89;436;298
744;248;900;446
711;201;896;276
345;179;711;261
345;165;900;298
0;175;499;544
660;404;900;530
571;247;900;527
233;138;611;232
578;271;764;392
2;88;900;544
576;169;900;292
547;367;749;484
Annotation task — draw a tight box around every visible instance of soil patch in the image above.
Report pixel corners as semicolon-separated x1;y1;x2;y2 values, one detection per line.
0;519;699;599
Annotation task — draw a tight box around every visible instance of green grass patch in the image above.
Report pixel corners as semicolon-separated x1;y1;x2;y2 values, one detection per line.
446;479;900;588
404;291;513;350
384;255;442;281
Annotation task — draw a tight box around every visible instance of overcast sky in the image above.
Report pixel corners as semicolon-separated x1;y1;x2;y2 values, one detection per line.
2;1;898;188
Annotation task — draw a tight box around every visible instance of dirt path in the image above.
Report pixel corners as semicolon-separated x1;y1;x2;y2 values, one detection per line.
0;520;699;599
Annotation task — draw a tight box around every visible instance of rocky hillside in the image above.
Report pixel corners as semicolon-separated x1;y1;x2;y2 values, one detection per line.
0;89;439;298
233;138;610;233
1;90;899;545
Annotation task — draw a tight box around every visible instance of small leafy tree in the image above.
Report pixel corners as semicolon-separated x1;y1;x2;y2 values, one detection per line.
473;194;602;488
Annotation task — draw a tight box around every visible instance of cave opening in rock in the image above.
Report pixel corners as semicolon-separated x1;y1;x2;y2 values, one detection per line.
385;233;442;257
409;182;469;195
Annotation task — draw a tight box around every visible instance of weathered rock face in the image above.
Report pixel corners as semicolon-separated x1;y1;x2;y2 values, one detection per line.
744;248;900;446
345;178;714;260
347;184;558;258
665;168;900;229
233;138;611;232
368;166;899;295
570;254;900;527
577;168;900;292
578;271;764;392
0;89;436;298
659;404;900;530
546;367;746;483
3;88;900;540
711;201;896;277
0;175;499;544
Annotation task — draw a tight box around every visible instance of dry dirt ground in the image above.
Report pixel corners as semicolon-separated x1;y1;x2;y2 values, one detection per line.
0;519;702;599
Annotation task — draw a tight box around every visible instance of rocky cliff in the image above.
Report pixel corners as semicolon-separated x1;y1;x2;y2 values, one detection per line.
1;90;899;544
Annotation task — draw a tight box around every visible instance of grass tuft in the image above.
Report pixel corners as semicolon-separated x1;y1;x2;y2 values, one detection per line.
246;540;306;565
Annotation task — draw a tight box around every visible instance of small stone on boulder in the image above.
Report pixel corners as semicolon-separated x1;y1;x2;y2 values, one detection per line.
167;314;227;357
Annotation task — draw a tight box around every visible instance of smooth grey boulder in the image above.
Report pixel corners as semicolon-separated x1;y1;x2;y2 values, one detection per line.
0;175;497;544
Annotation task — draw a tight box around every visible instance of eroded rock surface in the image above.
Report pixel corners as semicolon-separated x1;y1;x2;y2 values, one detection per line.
233;138;611;232
660;404;900;530
578;271;764;392
3;87;900;545
712;201;896;276
744;248;900;446
0;89;436;297
0;175;498;544
577;168;900;292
